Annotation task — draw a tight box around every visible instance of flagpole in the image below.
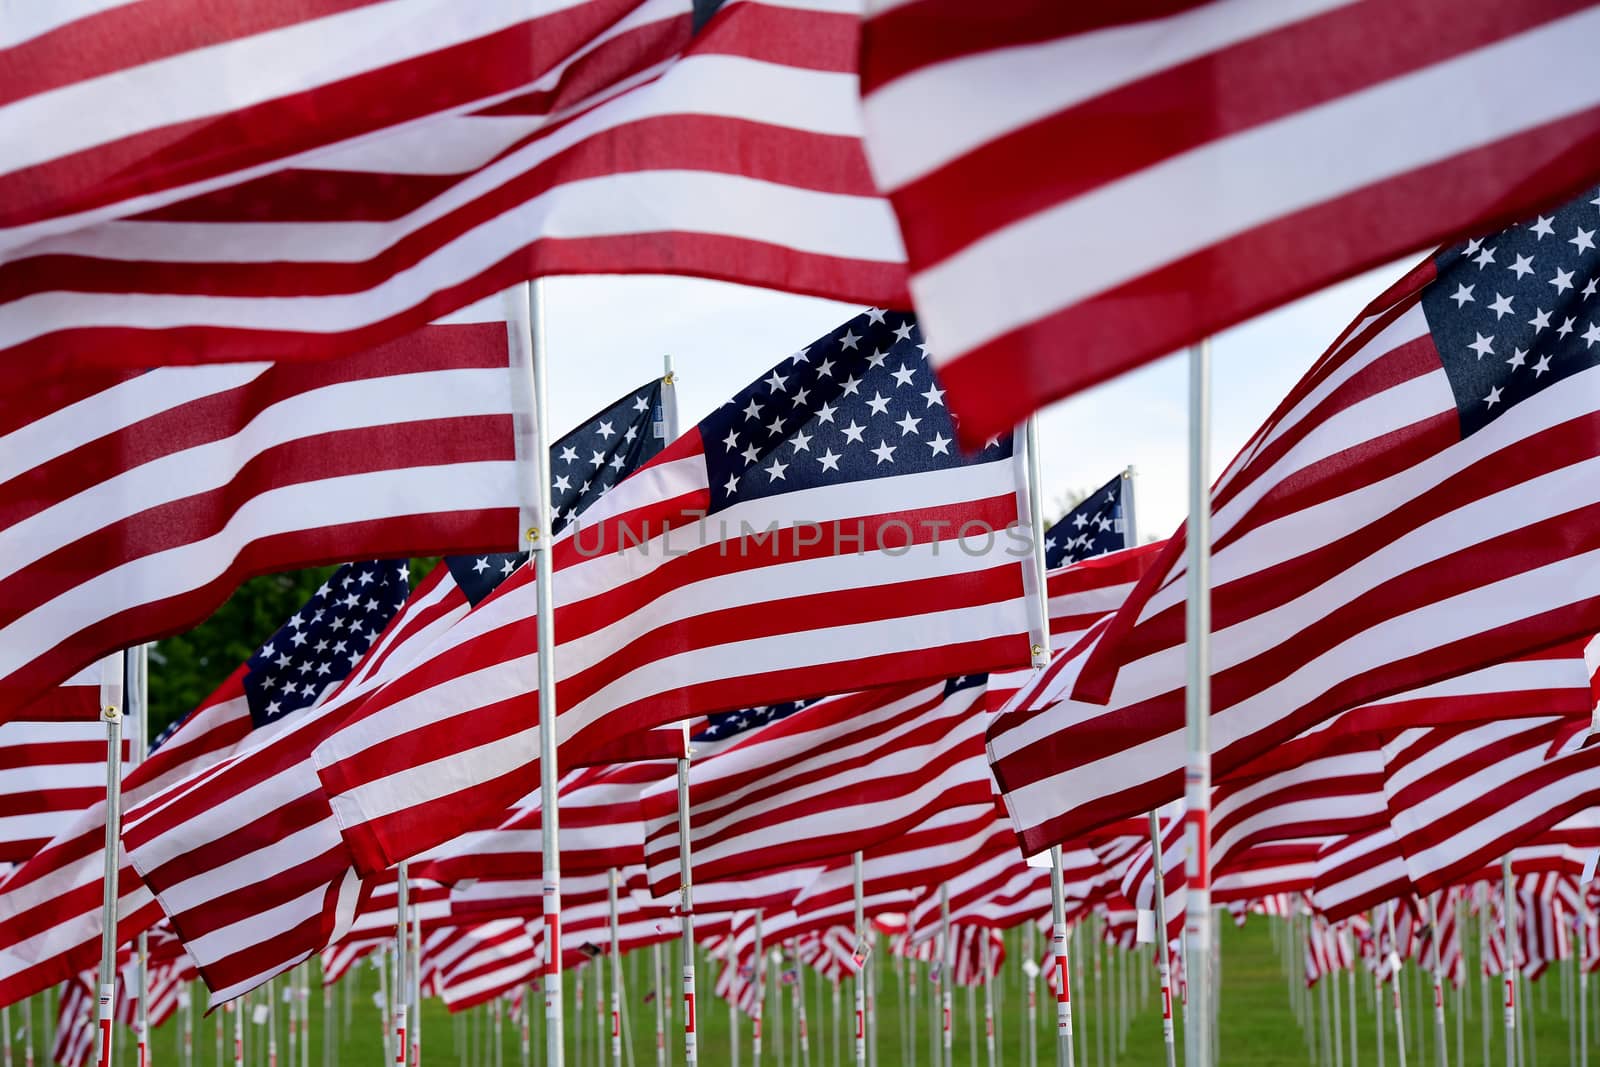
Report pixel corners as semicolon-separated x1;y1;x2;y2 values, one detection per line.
797;947;810;1067
1182;338;1214;1067
128;645;149;1067
516;279;566;1066
1048;847;1074;1067
394;865;409;1067
939;886;953;1064
1023;415;1050;668
1580;892;1590;1067
651;947;666;1067
1427;896;1446;1067
852;852;866;1067
1146;814;1175;1067
609;870;623;1067
1384;906;1408;1067
1023;923;1037;1067
95;650;127;1067
981;935;995;1067
410;890;422;1067
1501;857;1516;1066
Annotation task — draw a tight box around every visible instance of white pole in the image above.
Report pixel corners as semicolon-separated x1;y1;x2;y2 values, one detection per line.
1580;893;1590;1067
1023;415;1050;670
515;278;564;1066
753;914;764;1067
1147;814;1176;1067
130;646;149;1067
651;948;665;1067
1384;907;1407;1067
394;868;410;1067
1182;338;1213;1067
95;650;127;1067
675;758;697;1067
853;853;866;1067
1350;965;1360;1067
1048;849;1074;1067
1502;858;1517;1067
233;995;245;1067
1427;897;1447;1067
939;888;953;1063
609;871;623;1067
410;899;422;1067
981;936;996;1067
797;950;810;1067
1024;924;1038;1067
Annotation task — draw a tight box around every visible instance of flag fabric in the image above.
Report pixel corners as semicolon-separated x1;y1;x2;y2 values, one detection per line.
1;0;907;385
0;1;682;250
312;307;1039;876
0;719;125;863
0;306;532;714
0;561;408;1009
859;2;1600;446
640;675;993;896
996;184;1600;847
1042;473;1131;571
121;380;666;1002
4;664;104;724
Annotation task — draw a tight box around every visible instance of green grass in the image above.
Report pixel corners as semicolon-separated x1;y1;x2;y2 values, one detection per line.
34;917;1598;1067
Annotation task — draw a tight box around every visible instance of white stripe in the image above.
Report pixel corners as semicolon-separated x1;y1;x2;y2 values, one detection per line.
910;10;1600;362
0;0;142;48
1;0;596;178
862;0;1353;190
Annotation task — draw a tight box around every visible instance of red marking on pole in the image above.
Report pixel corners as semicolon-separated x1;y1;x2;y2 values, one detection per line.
942;1007;951;1033
1055;956;1070;1003
1504;977;1514;1009
612;1012;620;1038
855;1011;864;1040
684;994;695;1033
545;916;561;977
394;1028;405;1065
1185;807;1210;888
1162;984;1172;1021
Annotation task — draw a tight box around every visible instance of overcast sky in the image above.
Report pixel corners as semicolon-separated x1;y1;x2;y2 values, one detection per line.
541;258;1410;542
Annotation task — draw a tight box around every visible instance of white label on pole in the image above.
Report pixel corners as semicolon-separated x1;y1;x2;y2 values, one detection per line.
1021;959;1040;979
251;1006;268;1026
371;992;385;1013
1135;910;1156;944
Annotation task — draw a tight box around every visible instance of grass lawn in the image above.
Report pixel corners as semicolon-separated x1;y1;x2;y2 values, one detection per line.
42;916;1597;1067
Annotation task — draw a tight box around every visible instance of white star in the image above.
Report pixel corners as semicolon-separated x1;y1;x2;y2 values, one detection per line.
815;402;838;424
790;346;811;364
890;364;917;388
815;357;835;378
1507;253;1535;279
840;375;862;397
357;569;374;585
315;639;329;653
1464;237;1483;255
925;432;952;456
790;429;813;453
870;440;897;465
724;473;741;495
553;474;571;493
838;329;861;350
892;322;913;342
316;661;332;676
721;429;741;453
1586;277;1600;300
743;397;763;421
764;371;788;393
1488;293;1515;320
921;384;945;408
792;387;811;407
589;449;605;467
1467;332;1495;359
865;308;887;325
1584;322;1600;349
500;558;516;576
816;449;842;472
1558;316;1576;339
266;701;282;717
765;457;788;481
1449;283;1475;307
1473;246;1496;269
765;414;786;436
1529;307;1552;332
473;557;490;574
1570;227;1596;254
866;348;890;369
633;394;650;413
596;420;616;440
1484;385;1503;408
558;446;578;464
608;454;625;471
1506;348;1528;370
624;426;638;445
895;412;922;436
1072;513;1088;529
841;420;866;444
1551;267;1575;293
1530;215;1555;239
289;612;304;629
866;391;892;416
740;443;761;466
288;631;309;648
1533;353;1553;377
274;653;291;669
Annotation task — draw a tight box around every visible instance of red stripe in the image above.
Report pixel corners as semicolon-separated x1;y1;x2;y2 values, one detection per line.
935;103;1600;448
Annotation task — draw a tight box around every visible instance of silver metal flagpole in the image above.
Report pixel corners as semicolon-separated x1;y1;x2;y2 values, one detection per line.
1427;896;1447;1067
378;947;392;1067
234;991;245;1067
651;948;666;1067
609;870;623;1067
981;936;995;1067
675;757;697;1067
753;913;764;1067
1023;416;1050;669
1385;906;1408;1067
1147;814;1176;1067
1048;848;1074;1067
1501;858;1517;1067
95;650;127;1067
128;645;149;1067
1182;339;1214;1067
852;852;866;1067
1023;924;1037;1067
939;887;953;1064
1580;892;1590;1067
394;866;409;1067
410;891;422;1067
797;948;810;1067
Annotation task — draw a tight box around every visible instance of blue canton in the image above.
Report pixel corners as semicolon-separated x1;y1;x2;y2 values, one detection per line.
1042;472;1128;569
242;560;411;728
1423;185;1600;436
448;378;668;606
699;309;1011;513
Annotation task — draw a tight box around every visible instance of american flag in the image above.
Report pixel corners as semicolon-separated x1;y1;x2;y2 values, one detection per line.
639;675;993;897
118;380;666;1003
0;309;530;716
1042;473;1131;571
0;0;906;385
858;1;1600;446
0;560;405;1008
992;184;1600;850
310;307;1038;879
0;718;125;863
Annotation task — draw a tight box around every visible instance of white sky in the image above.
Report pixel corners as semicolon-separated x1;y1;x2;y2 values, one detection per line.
542;258;1411;541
